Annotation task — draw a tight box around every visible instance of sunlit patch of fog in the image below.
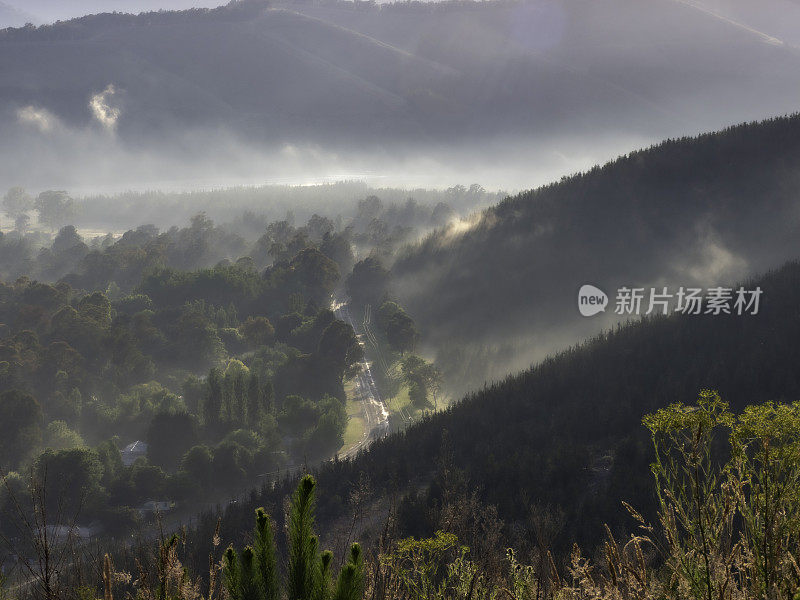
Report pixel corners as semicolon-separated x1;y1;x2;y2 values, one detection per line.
89;85;122;133
442;212;483;239
16;106;60;134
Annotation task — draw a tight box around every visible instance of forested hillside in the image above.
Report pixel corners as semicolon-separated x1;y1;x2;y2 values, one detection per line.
392;114;800;393
0;239;358;537
199;259;800;560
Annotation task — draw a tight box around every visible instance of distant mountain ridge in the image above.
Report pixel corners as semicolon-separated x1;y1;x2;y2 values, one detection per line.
3;0;800;146
1;0;221;24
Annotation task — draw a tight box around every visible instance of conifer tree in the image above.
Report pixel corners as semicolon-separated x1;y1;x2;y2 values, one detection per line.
261;379;275;415
333;544;364;600
247;374;262;425
240;547;260;600
223;547;240;600
317;550;334;600
222;371;236;424
223;477;365;600
235;371;247;426
254;508;278;600
203;368;223;430
288;475;319;600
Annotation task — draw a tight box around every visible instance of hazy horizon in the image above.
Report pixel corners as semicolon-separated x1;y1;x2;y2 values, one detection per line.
4;0;800;197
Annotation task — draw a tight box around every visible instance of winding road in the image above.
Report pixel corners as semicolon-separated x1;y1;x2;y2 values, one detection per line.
333;298;390;457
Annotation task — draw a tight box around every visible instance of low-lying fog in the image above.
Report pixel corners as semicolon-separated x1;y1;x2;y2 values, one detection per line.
1;116;652;196
4;0;800;197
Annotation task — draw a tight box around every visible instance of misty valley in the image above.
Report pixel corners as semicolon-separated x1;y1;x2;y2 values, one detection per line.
0;188;460;519
3;0;800;599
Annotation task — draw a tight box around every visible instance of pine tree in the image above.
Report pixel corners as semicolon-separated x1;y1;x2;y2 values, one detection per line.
240;547;260;600
247;374;262;425
223;547;241;600
317;550;334;600
254;508;279;600
222;477;365;600
227;301;239;327
333;544;364;600
203;368;223;431
235;371;247;426
222;371;235;424
288;475;319;600
262;379;275;415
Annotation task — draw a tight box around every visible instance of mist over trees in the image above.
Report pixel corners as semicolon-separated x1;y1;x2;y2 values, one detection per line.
7;113;800;545
196;259;800;563
4;0;800;189
0;185;490;288
6;112;800;544
0;178;453;544
391;114;800;396
6;0;800;593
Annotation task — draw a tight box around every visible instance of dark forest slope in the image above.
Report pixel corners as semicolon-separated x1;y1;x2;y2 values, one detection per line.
392;114;800;391
191;259;800;560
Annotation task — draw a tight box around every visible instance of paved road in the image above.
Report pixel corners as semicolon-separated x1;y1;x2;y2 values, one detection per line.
333;298;390;457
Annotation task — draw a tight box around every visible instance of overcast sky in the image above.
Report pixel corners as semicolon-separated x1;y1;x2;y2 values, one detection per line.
1;0;224;26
